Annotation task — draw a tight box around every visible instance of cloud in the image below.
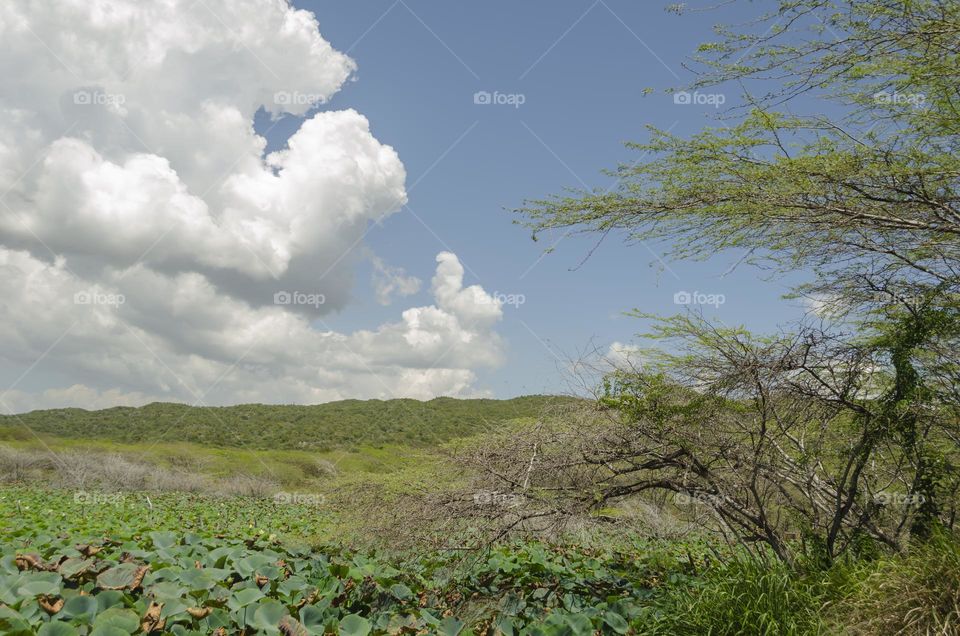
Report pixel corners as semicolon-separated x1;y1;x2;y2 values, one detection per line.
0;248;503;409
802;293;849;319
2;386;166;414
606;342;644;372
371;256;422;306
0;0;504;412
432;252;502;328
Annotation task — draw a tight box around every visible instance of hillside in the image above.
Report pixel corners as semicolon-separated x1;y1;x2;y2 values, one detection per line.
0;395;579;450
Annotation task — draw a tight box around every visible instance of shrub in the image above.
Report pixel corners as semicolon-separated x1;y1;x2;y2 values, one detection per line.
217;473;280;498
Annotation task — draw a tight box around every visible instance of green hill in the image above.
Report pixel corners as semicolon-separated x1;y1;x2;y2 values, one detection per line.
0;395;579;450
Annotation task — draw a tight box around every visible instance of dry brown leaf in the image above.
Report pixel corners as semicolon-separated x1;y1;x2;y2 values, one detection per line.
77;544;102;557
130;564;150;590
186;607;212;619
141;601;165;633
38;596;64;614
15;553;46;571
278;616;308;636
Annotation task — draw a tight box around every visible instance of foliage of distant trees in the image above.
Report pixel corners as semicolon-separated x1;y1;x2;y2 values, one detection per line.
0;396;574;450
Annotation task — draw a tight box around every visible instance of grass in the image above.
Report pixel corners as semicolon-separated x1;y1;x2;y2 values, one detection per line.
0;434;447;487
636;556;831;635
827;530;960;634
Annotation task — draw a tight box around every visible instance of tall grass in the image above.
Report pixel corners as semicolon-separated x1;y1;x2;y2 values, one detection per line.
634;531;960;635
829;530;960;635
638;556;830;635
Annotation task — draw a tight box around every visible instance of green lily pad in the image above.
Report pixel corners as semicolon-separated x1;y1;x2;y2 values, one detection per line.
58;558;96;580
252;599;287;630
96;564;143;590
59;595;99;621
37;622;80;636
390;583;413;600
437;616;464;636
148;532;178;550
339;614;371;636
299;605;327;635
92;608;139;633
603;611;629;634
227;586;265;610
17;572;62;597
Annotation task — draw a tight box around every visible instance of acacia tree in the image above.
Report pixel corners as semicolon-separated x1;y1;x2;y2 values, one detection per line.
432;316;956;565
500;0;960;557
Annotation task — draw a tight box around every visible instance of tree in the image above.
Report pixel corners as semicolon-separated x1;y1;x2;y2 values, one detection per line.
502;0;960;560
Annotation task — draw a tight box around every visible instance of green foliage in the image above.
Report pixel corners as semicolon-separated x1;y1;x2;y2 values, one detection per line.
0;396;576;451
0;487;676;635
4;484;960;634
514;0;960;566
516;1;960;323
636;557;830;635
0;487;334;547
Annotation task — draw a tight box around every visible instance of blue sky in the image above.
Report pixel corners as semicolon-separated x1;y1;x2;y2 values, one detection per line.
0;0;821;410
265;0;808;397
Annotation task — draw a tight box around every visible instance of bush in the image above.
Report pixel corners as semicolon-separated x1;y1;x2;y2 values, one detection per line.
0;446;53;482
217;473;280;498
0;444;236;495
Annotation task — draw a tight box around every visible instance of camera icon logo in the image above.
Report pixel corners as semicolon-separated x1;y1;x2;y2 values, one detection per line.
73;90;92;105
273;91;292;105
74;291;92;305
474;91;492;105
673;291;692;305
274;291;292;305
673;91;692;105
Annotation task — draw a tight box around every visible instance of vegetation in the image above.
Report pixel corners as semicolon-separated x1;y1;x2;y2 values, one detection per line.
4;0;960;633
0;488;679;635
3;486;959;634
0;396;573;451
513;0;960;567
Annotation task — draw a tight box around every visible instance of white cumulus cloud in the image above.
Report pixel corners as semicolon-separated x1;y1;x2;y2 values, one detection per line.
371;255;422;306
0;0;504;412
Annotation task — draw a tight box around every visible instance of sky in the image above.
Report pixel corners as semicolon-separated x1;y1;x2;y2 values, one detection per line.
0;0;816;412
